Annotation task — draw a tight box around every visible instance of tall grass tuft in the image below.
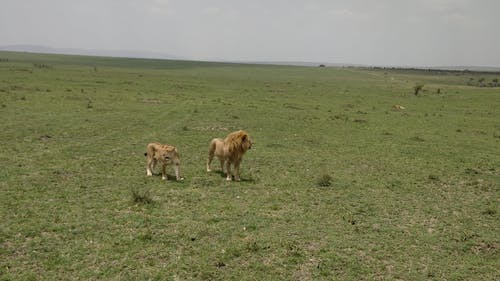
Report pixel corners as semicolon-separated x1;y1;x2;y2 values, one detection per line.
317;174;333;187
131;188;154;204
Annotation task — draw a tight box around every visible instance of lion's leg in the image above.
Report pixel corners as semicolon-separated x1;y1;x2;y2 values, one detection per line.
225;161;232;181
161;164;167;180
173;164;183;181
207;154;214;172
219;158;225;173
234;159;241;181
146;157;153;176
207;140;217;172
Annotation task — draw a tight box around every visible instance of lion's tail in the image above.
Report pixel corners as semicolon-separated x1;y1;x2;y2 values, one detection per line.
207;139;220;172
208;138;218;156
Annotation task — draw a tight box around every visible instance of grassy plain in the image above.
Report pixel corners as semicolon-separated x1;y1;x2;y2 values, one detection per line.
0;51;499;280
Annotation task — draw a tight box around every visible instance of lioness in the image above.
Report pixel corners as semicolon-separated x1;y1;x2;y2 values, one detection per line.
145;142;183;181
207;130;252;181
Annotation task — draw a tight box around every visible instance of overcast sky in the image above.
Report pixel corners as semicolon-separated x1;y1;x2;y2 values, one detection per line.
1;0;499;66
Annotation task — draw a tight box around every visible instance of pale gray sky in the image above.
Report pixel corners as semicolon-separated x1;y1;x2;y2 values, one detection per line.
1;0;499;66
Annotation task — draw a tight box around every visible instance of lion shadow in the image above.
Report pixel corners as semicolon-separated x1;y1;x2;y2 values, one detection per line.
149;172;181;182
212;170;256;183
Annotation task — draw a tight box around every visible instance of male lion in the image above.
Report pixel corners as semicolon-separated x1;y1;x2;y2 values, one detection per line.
145;142;183;181
207;130;252;181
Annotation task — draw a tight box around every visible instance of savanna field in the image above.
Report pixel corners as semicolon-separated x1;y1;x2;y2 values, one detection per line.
0;51;498;280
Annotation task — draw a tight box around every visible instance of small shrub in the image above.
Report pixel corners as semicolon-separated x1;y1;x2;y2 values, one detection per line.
332;114;348;121
138;230;153;241
482;209;496;216
428;174;440;181
215;261;226;268
131;188;154;204
317;174;332;187
410;136;425;142
414;84;424;96
33;63;51;69
464;168;480;175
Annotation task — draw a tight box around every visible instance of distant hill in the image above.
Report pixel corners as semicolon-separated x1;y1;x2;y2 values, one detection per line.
242;61;500;72
1;45;499;72
0;45;182;60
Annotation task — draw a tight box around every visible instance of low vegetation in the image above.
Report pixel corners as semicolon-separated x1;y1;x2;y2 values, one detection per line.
0;51;498;280
413;84;424;96
467;77;500;87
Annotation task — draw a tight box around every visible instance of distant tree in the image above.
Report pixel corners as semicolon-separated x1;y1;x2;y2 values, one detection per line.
319;64;326;67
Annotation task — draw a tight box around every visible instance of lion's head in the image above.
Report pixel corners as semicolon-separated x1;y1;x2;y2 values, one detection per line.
158;146;180;165
225;130;252;157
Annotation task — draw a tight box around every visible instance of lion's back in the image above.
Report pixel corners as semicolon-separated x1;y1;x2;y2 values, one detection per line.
146;142;177;158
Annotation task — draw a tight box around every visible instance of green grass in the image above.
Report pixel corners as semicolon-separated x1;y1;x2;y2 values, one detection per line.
0;51;499;280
